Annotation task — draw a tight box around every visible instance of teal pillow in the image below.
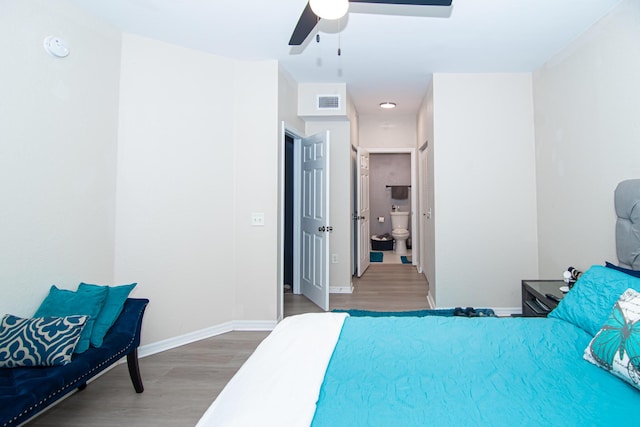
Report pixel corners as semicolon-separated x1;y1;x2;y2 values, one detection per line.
0;314;88;367
549;265;640;336
78;282;137;347
34;285;108;353
584;288;640;391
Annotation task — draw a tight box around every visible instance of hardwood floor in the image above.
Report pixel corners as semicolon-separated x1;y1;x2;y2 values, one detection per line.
333;263;430;311
285;263;430;316
26;264;427;426
26;332;270;427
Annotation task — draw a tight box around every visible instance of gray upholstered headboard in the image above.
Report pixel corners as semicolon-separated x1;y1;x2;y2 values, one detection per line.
615;179;640;269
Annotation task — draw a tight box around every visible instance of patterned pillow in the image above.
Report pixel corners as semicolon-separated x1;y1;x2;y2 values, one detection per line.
584;288;640;390
0;314;88;368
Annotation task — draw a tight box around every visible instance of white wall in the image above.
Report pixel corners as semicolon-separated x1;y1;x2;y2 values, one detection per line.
359;114;417;149
278;68;305;133
533;0;640;277
0;0;121;317
116;34;279;345
432;73;539;309
232;61;280;321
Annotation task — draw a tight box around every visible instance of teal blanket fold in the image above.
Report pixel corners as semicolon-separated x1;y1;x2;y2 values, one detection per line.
311;316;640;427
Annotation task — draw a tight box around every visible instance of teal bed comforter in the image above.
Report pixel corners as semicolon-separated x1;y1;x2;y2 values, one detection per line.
311;316;640;427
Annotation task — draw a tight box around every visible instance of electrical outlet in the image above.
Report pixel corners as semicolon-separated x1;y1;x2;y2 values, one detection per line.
331;254;338;263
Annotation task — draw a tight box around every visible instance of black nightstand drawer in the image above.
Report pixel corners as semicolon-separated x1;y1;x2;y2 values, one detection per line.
521;280;565;318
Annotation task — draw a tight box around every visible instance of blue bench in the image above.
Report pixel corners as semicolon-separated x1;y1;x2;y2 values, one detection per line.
0;298;149;426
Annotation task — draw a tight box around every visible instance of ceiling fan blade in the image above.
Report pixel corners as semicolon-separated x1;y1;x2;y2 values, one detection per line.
289;2;321;46
289;0;451;46
349;0;452;5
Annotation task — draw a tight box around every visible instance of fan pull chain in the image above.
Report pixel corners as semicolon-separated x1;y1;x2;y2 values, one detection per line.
337;18;342;56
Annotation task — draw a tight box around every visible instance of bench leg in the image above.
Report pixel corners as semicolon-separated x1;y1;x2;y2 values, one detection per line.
126;348;144;393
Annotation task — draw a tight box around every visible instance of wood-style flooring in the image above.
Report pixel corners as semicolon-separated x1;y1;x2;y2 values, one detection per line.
285;263;431;316
26;264;428;427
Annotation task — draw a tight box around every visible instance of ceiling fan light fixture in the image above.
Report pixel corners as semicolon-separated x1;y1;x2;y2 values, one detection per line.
379;102;397;109
309;0;349;20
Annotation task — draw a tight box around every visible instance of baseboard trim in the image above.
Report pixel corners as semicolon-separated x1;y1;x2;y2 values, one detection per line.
492;307;522;317
426;292;436;309
233;320;278;331
330;285;354;294
138;320;277;358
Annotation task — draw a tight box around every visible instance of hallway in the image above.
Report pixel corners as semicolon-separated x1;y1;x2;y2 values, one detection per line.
284;264;430;316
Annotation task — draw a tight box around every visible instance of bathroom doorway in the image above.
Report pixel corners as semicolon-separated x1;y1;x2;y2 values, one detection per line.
353;147;417;275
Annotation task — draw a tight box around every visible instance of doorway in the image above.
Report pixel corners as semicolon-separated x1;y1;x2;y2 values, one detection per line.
279;125;331;319
353;147;418;277
283;134;294;295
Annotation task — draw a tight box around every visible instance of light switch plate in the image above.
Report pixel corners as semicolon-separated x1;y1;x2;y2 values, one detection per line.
251;212;265;226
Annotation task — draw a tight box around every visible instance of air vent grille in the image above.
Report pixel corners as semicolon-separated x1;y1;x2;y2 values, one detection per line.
317;95;341;110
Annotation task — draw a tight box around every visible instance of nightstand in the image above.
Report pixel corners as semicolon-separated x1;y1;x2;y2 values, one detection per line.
521;280;566;317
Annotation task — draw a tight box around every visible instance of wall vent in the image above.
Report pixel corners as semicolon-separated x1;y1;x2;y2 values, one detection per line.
317;95;341;110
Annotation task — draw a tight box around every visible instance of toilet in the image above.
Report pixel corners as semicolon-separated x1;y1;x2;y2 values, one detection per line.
390;211;410;255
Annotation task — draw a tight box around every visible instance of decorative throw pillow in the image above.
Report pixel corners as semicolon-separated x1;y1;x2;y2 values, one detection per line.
78;282;137;347
584;288;640;390
34;285;108;353
605;261;640;278
549;265;640;336
0;314;88;367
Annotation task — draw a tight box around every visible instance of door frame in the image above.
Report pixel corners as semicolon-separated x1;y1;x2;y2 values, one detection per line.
278;123;332;317
418;140;429;276
278;122;304;321
353;147;418;270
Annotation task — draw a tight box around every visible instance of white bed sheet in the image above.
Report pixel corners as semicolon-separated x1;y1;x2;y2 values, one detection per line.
196;313;347;427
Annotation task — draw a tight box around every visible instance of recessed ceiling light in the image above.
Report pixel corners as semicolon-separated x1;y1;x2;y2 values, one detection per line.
379;102;397;109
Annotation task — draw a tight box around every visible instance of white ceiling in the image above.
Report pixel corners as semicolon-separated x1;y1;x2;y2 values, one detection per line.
71;0;621;115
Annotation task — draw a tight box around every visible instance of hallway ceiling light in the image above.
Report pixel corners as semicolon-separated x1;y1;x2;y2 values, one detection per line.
309;0;349;20
379;102;397;109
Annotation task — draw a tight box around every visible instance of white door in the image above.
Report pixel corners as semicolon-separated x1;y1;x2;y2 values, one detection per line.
300;131;330;311
356;147;370;277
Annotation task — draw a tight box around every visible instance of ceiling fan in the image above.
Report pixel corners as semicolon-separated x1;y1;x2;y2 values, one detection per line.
289;0;453;46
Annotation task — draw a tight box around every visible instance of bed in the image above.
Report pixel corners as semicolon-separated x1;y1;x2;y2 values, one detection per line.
197;179;640;427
